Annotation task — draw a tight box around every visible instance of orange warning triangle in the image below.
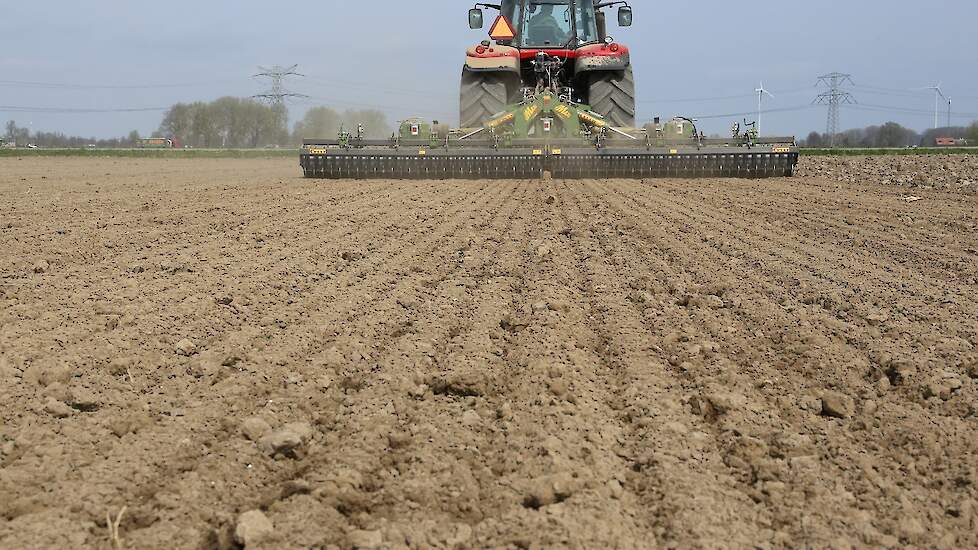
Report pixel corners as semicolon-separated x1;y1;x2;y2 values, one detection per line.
489;15;516;41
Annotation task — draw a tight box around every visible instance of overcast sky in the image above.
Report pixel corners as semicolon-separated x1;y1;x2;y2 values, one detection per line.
1;0;975;139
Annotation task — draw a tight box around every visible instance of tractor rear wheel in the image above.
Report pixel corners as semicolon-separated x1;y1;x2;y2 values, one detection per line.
588;67;636;127
460;69;515;128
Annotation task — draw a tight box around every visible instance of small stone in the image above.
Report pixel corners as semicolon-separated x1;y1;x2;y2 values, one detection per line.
548;379;568;398
174;339;198;357
702;390;746;416
821;391;855;419
104;315;121;330
282;421;315;443
235;510;274;547
607;479;624;500
923;381;951;401
965;360;978;379
241;416;272;442
877;376;891;394
531;300;549;313
341;251;364;262
43;398;73;418
129;264;145;273
388;431;412;450
496;401;513;421
68;387;100;412
887;361;917;385
323;347;344;367
523;472;579;509
215;294;233;306
862;400;878;416
545;195;556;205
33;260;50;274
897;516;926;540
702;295;725;309
107;357;132;376
107;414;149;438
258;423;312;458
534;244;553;258
348;529;383;549
461;409;481;427
628;290;654;305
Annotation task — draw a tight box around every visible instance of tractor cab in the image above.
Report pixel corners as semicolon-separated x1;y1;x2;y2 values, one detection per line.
470;0;632;50
506;0;596;49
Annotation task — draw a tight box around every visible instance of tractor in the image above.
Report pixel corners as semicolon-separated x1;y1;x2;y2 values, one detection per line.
462;0;635;128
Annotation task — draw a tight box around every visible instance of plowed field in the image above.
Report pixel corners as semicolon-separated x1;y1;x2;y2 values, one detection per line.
1;157;976;549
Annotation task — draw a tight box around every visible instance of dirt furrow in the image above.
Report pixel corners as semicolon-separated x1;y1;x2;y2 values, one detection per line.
2;157;976;549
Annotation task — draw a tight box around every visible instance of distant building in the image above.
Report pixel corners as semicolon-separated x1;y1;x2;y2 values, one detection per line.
935;137;958;146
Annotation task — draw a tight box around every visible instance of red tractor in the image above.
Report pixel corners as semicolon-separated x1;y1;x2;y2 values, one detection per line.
462;0;635;128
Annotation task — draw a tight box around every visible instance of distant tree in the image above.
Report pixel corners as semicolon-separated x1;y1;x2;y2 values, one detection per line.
158;98;287;148
341;109;390;139
874;122;916;148
968;122;978;145
803;131;823;147
294;107;342;142
189;102;218;148
241;101;284;148
127;130;141;146
4;120;16;139
211;96;247;147
159;103;194;144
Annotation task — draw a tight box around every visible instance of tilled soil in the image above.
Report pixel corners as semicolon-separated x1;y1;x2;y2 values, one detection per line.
798;154;978;192
0;157;976;549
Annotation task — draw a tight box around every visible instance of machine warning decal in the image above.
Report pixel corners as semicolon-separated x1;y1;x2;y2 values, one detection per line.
524;105;540;121
772;146;791;153
554;105;572;120
309;148;327;155
489;16;516;41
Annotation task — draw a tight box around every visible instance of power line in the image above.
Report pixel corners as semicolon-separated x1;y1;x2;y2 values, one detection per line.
638;86;814;105
0;105;168;114
691;105;815;120
0;79;246;90
846;102;978;120
814;73;855;147
294;96;454;121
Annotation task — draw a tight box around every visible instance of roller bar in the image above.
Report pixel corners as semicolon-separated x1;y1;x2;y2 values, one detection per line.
299;148;799;180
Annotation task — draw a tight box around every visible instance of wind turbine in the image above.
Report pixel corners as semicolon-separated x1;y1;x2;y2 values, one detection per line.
918;83;946;129
755;82;775;133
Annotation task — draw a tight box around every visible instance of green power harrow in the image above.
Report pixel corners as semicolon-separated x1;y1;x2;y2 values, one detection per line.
300;75;798;180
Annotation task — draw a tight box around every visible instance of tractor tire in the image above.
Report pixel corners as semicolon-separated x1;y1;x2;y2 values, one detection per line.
588;67;636;127
460;69;513;129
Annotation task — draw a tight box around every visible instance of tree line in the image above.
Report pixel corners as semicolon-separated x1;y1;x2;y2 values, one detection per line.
158;98;391;148
3;120;142;148
4;98;391;149
8;108;978;150
801;121;978;148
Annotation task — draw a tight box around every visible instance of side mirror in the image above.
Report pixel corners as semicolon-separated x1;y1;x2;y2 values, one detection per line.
618;6;633;27
469;8;484;29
